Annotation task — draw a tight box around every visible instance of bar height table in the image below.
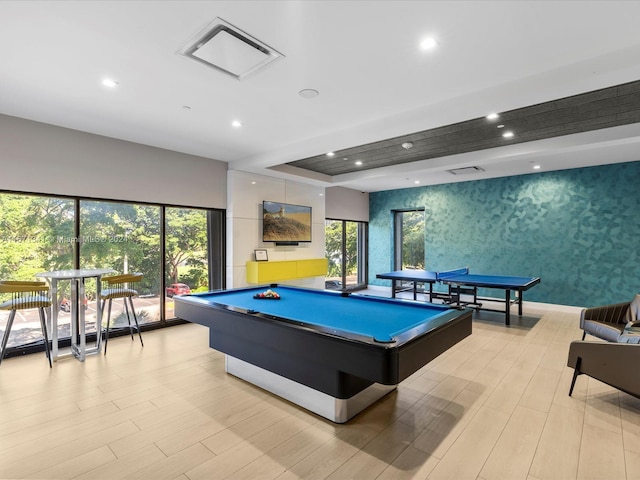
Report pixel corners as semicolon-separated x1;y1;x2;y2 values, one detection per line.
36;268;114;361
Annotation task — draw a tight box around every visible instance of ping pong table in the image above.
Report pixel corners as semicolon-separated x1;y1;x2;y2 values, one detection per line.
376;268;541;325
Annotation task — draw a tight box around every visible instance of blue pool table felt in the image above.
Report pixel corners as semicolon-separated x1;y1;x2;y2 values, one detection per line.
193;286;455;342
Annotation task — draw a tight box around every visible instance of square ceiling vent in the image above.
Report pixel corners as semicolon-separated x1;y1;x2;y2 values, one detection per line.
179;18;283;80
447;166;485;175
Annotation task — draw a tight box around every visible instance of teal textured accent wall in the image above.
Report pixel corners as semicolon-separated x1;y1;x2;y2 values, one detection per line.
369;161;640;307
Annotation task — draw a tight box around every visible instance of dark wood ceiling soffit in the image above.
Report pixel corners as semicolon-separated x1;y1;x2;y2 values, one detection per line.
286;80;640;176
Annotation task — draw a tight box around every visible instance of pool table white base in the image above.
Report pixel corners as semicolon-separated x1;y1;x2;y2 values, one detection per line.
225;355;397;423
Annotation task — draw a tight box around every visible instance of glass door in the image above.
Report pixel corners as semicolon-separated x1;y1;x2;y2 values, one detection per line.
325;219;367;290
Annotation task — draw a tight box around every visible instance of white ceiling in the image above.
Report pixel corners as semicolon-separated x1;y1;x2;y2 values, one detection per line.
2;0;640;192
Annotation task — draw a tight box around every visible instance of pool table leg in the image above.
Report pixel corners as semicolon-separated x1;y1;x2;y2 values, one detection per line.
225;355;397;423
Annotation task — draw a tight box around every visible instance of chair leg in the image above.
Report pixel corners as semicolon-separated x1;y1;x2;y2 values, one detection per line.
123;297;134;340
581;331;586;340
0;310;17;367
128;296;144;347
99;298;105;352
96;299;105;352
569;356;582;396
38;308;52;368
104;299;113;355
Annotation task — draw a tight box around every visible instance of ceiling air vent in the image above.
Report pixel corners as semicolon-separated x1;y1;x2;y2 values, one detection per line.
178;18;284;80
447;166;485;175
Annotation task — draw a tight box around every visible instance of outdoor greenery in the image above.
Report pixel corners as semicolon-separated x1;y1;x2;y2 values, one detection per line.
165;208;208;290
400;210;425;269
0;194;74;280
325;220;358;279
80;200;161;295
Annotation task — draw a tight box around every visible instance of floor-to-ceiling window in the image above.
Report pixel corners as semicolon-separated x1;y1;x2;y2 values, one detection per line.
0;194;74;349
80;200;162;333
394;209;425;270
0;191;224;357
165;207;210;319
325;219;367;290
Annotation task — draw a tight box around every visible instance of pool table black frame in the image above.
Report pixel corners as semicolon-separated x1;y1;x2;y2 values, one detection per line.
175;285;472;422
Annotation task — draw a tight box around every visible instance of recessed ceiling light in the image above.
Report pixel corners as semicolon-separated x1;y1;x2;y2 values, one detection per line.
401;142;414;150
497;124;505;128
533;164;541;170
420;37;438;50
231;120;243;128
486;113;499;120
414;180;420;184
343;157;348;161
326;152;335;157
299;89;319;99
355;160;363;166
102;78;119;88
502;131;514;138
251;181;256;184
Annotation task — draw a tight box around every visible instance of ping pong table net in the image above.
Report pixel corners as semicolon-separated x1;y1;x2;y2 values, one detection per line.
436;267;469;281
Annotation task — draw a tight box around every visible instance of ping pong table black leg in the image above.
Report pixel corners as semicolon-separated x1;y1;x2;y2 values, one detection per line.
391;280;397;298
505;289;511;326
428;282;433;302
518;291;523;316
413;281;417;300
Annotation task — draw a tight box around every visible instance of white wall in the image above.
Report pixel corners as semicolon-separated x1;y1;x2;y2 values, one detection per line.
325;186;369;222
0;114;227;208
227;170;326;289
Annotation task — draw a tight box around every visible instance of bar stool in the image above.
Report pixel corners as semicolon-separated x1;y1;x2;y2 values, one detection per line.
99;273;144;354
0;281;52;367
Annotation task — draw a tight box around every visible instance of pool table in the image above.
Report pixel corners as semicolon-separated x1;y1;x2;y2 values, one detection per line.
174;284;472;423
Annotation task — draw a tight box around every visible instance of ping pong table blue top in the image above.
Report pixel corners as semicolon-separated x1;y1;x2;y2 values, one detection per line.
376;268;540;290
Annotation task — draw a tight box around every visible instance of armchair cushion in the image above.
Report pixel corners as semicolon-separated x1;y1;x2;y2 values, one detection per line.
582;320;625;342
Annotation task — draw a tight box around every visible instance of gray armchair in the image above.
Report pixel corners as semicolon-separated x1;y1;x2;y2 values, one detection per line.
580;294;640;342
568;341;640;398
570;294;640;398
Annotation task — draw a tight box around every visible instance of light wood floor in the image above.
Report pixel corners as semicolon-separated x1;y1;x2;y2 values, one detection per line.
1;304;639;479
